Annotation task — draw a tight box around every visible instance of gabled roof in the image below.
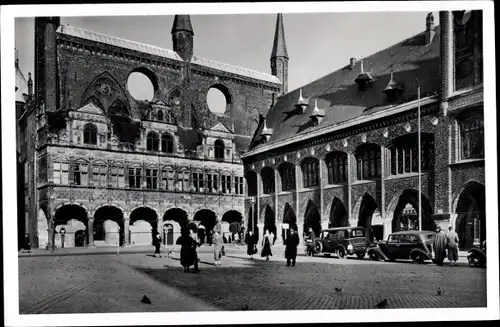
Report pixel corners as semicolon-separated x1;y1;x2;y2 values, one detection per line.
57;25;281;85
253;26;441;149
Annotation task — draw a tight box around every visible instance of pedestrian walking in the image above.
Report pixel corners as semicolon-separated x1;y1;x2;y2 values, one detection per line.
433;226;448;266
261;230;273;261
22;233;31;253
153;232;162;257
213;231;223;266
446;225;460;266
245;231;257;259
190;229;201;273
285;227;300;267
179;229;199;272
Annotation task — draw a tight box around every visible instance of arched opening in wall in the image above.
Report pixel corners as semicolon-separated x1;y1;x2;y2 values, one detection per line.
129;207;158;246
247;206;259;242
391;189;434;236
193;209;217;245
163;208;188;245
222;210;244;242
282;203;297;244
214;139;225;161
329;197;348;228
127;69;157;102
206;85;231;115
455;182;485;250
356;193;379;244
54;205;88;248
93;206;124;246
304;200;321;239
263;205;277;245
279;163;296;192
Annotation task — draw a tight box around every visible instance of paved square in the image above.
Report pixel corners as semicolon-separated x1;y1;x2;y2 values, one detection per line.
19;247;486;313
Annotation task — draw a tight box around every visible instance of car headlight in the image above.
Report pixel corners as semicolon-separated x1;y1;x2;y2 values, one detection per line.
347;244;353;251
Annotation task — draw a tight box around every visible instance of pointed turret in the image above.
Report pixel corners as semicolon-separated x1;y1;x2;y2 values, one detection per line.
15;49;29;103
172;15;194;62
270;13;289;94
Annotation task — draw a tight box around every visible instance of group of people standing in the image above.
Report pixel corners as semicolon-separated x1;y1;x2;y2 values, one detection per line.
245;227;300;267
432;225;460;266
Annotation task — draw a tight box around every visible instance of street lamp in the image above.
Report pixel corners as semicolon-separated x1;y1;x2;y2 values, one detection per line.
60;227;66;249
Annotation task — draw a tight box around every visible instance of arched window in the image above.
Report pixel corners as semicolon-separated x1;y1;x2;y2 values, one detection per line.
261;167;275;194
301;158;320;188
246;171;257;197
214;139;224;161
161;133;174;153
146;132;159;151
157;110;164;121
460;112;484;160
279;163;296;191
355;144;381;180
389;134;434;175
83;123;97;145
325;152;347;184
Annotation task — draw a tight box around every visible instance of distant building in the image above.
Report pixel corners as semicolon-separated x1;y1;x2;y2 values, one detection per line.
16;14;287;249
243;11;484;250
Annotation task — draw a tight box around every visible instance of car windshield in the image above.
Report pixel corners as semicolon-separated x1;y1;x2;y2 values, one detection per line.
350;229;365;238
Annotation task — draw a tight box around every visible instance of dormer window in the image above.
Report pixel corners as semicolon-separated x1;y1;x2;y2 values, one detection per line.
146;132;159;151
310;99;325;125
295;89;309;114
260;118;273;143
354;60;374;90
83;123;98;145
157;110;164;121
383;72;403;101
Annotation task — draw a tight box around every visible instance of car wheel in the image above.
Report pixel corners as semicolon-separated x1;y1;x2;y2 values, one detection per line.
411;252;424;264
369;251;380;261
356;251;366;260
314;242;323;253
468;254;479;267
337;248;346;259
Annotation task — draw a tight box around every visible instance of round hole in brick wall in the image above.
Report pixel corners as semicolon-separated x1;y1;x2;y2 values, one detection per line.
127;72;154;101
206;85;231;115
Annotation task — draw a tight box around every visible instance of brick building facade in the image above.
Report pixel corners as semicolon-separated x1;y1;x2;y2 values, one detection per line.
16;14;286;249
243;11;485;250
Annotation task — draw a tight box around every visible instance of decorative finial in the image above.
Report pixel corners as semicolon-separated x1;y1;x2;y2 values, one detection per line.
360;60;364;74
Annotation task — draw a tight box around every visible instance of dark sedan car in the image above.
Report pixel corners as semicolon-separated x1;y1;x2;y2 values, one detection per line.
310;227;368;259
367;231;436;264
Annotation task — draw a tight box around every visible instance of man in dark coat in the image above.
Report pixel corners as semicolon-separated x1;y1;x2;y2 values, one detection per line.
433;226;448;266
285;227;300;267
23;234;31;253
153;232;162;257
180;231;198;272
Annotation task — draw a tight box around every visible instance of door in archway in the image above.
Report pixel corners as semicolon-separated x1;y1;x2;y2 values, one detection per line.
74;230;86;247
163;224;174;245
357;194;378;243
304;200;321;238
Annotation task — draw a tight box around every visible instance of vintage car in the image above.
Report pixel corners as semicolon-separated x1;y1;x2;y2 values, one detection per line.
367;231;436;264
467;240;486;268
310;227;368;259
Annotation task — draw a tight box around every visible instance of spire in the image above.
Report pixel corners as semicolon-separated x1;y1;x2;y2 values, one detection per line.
171;15;194;35
271;13;288;59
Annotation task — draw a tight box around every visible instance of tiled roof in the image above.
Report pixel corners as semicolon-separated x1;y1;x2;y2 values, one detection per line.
255;27;441;148
57;25;281;84
192;56;281;84
234;135;252;154
57;25;183;61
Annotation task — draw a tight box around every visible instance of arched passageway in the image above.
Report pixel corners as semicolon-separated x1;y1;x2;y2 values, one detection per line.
263;205;277;244
304;200;321;238
163;208;188;245
329;197;348;228
282;202;297;244
357;193;379;243
247;205;259;242
194;209;217;244
455;182;485;250
54;205;88;248
93;206;124;246
129;207;158;246
391;189;434;234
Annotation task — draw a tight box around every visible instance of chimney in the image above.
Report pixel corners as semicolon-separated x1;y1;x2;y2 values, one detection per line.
349;57;357;70
425;12;435;45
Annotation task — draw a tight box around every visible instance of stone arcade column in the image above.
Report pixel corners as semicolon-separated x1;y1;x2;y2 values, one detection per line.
319;158;325;225
346;153;354;221
123;215;130;246
256;171;263;243
380;146;387;220
274;167;281;245
294;163;304;246
88;218;95;247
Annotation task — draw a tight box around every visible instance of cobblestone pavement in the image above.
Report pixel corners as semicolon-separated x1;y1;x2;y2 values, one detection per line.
18;247;486;313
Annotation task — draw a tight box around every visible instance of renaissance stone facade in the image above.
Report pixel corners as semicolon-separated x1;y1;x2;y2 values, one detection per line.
16;14;287;249
243;11;485;250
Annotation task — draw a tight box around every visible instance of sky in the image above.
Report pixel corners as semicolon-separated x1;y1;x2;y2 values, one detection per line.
15;12;439;112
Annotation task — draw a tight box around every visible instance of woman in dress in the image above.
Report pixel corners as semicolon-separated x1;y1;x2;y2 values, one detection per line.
261;230;273;261
213;231;224;266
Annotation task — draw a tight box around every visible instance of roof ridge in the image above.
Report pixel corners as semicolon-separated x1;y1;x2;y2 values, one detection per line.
58;24;180;56
192;55;278;79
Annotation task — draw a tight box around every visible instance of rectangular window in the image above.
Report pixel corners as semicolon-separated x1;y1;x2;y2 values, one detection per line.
221;175;226;193
129;168;142;189
73;163;88;186
207;174;213;192
404;146;411;173
93;164;107;187
213;174;219;192
146;169;158;190
162;169;174;191
53;162;69;185
239;177;244;195
193;172;200;192
390;149;397;175
227;176;232;194
177;170;190;192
